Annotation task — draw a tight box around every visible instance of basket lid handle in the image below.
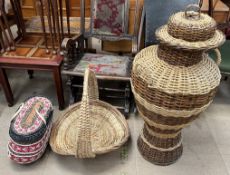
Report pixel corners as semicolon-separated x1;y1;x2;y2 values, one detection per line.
185;4;201;20
75;68;98;158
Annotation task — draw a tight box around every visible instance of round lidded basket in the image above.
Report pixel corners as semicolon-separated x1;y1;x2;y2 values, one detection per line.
155;4;225;51
50;68;129;158
168;4;217;42
9;96;53;144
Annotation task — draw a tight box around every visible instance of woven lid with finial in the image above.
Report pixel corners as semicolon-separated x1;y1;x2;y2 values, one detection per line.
156;4;225;50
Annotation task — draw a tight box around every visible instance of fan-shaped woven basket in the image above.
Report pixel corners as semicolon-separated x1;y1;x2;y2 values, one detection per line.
50;68;129;158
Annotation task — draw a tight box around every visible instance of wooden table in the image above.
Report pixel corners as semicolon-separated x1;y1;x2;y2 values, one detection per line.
0;56;65;110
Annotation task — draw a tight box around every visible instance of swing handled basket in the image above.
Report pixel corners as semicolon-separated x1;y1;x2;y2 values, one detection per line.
50;68;129;158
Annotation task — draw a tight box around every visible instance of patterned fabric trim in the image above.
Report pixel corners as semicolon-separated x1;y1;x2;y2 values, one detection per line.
8;145;47;164
8;124;51;155
12;97;52;135
93;0;126;36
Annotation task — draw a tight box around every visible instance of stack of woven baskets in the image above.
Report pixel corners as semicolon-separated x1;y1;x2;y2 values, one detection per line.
8;96;53;164
131;4;225;166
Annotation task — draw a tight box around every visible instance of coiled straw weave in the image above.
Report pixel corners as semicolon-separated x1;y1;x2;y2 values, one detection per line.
50;68;129;158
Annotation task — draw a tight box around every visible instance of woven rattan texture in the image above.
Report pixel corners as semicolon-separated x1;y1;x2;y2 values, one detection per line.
138;109;190;131
132;46;221;95
142;125;182;149
50;69;129;158
157;45;203;66
131;83;213;118
137;136;183;166
132;73;218;110
156;25;225;50
168;12;216;42
144;124;181;139
136;101;200;126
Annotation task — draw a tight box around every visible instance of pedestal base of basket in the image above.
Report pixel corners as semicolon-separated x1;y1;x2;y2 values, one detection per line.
137;124;183;166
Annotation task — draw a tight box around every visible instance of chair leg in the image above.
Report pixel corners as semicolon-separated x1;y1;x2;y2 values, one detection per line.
67;77;76;105
27;70;34;79
72;44;79;63
63;49;69;70
71;43;77;64
0;68;14;107
221;75;229;81
124;82;131;118
53;66;65;110
70;84;78;104
133;102;137;114
69;88;75;105
85;38;88;51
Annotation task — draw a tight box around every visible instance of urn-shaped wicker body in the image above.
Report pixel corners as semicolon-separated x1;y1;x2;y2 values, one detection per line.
131;5;225;166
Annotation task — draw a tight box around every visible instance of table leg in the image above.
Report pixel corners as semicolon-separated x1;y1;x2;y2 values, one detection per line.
27;70;34;79
53;66;65;110
0;68;14;107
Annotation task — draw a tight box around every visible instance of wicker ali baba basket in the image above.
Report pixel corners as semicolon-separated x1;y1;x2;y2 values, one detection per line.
131;4;225;166
50;68;129;158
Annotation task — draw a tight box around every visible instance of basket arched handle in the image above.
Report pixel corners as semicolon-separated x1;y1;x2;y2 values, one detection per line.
185;4;201;19
212;48;222;66
75;68;99;158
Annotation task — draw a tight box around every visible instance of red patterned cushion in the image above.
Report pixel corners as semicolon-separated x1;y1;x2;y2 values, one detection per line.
73;53;131;77
93;0;126;35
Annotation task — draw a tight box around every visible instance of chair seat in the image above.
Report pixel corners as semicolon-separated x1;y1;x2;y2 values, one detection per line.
25;16;90;35
1;34;61;60
73;53;131;77
1;47;57;60
209;40;230;73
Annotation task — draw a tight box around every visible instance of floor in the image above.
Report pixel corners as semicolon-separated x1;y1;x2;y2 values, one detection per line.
0;70;230;175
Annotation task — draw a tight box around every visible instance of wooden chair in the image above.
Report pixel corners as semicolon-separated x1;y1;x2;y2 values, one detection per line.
62;0;143;116
0;0;75;109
